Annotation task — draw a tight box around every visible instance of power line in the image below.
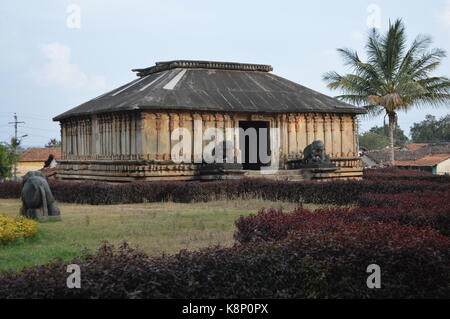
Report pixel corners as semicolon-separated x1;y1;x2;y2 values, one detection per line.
8;113;26;179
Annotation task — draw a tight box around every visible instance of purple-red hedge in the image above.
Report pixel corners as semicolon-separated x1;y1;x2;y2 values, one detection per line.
1;221;448;299
364;167;450;183
236;190;450;243
0;178;447;205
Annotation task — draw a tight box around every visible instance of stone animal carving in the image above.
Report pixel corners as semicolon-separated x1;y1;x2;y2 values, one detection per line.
20;171;60;220
303;140;331;164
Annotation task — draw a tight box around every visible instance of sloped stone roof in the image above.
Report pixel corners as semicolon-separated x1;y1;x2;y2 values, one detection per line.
53;60;366;121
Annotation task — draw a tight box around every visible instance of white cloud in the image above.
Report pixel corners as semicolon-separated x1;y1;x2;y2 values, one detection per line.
28;43;106;90
440;0;450;28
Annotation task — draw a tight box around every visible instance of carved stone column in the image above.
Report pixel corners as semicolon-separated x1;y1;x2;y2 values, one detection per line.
339;115;345;157
305;114;314;145
324;115;333;156
142;113;157;159
193;113;203;163
232;114;241;164
169;113;179;161
315;114;325;143
288;114;297;158
331;114;341;158
158;113;170;160
352;115;358;157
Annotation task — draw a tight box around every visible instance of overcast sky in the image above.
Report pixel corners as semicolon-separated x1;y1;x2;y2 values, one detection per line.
1;0;449;147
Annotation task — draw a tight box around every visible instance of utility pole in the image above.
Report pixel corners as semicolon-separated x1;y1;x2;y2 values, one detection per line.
8;113;25;179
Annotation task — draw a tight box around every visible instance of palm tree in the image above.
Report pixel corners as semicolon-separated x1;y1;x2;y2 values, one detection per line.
323;19;450;164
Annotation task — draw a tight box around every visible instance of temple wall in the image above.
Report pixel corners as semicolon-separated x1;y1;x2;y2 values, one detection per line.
58;110;362;181
61;112;142;159
61;110;359;163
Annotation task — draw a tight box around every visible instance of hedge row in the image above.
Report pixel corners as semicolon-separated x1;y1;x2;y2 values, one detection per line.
1;221;449;299
364;167;433;176
0;178;447;206
356;191;450;236
364;167;450;183
236;188;450;242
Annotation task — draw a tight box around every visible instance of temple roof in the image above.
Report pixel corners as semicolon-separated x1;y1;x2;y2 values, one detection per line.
53;60;366;121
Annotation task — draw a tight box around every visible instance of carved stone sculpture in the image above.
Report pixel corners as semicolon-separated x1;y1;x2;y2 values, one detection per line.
20;171;61;221
303;140;331;165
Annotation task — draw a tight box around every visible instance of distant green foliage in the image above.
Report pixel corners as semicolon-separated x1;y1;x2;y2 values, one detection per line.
0;143;19;179
45;139;61;148
359;124;409;150
410;114;450;143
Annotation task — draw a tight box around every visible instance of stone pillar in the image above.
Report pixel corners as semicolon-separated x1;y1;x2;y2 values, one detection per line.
331;115;341;158
169;113;179;161
315;114;325;143
305;114;314;145
224;114;234;163
339;115;345;157
75;120;79;155
110;116;114;155
69;122;72;156
117;114;121;155
178;112;192;162
157;113;170;160
130;113;136;155
232;114;240;164
123;114;129;155
98;116;103;155
281;114;288;162
86;118;92;155
142;112;157;159
91;115;98;155
70;121;74;155
136;113;144;156
106;116;111;155
193;113;203;163
296;114;307;155
324;115;333;156
342;115;354;157
353;116;358;157
120;114;126;155
288;114;297;158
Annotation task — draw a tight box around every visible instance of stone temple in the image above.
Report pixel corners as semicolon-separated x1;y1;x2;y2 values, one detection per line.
53;60;366;181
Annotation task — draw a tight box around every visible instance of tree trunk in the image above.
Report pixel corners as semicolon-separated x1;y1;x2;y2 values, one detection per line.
388;112;396;165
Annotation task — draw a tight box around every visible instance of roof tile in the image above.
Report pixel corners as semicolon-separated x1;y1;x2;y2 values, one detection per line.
20;147;61;162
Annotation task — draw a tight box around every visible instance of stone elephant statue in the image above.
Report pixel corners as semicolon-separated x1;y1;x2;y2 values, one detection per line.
303;140;331;165
20;171;60;221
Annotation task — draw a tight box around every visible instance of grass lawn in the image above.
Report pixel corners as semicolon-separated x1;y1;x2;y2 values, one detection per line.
0;198;323;273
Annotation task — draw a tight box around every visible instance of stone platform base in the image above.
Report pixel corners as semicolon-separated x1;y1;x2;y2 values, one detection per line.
56;159;363;182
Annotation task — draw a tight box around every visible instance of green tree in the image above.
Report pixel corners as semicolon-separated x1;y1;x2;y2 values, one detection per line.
45;138;61;148
410;114;450;142
0;142;19;180
323;19;450;164
359;124;409;150
359;131;389;150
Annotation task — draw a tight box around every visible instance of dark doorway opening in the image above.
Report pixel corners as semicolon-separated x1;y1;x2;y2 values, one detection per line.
239;121;271;170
